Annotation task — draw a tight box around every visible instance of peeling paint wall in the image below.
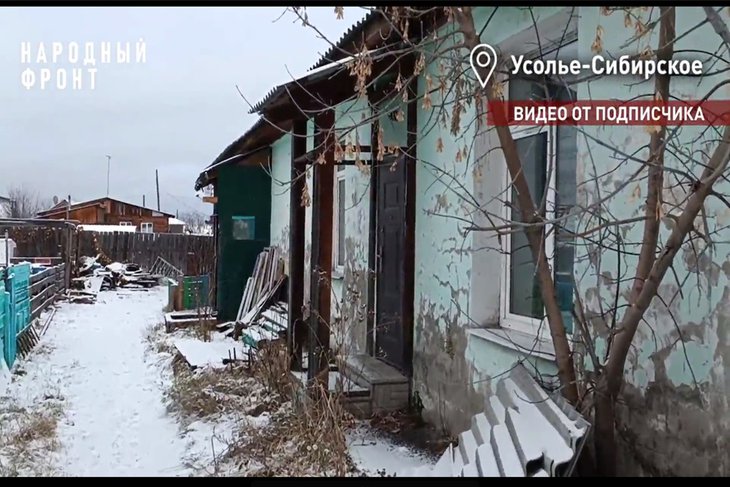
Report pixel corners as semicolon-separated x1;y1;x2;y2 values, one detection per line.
267;99;372;351
411;7;567;434
335;98;372;355
270;134;292;262
575;7;729;476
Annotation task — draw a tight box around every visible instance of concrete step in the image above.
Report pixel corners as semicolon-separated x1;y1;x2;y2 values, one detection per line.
289;369;372;419
340;354;409;413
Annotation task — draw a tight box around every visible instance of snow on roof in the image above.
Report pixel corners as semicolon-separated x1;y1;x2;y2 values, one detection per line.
78;224;137;233
168;217;186;226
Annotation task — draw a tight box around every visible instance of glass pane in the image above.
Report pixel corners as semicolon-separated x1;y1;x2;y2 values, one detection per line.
232;216;255;240
554;122;577;334
509;133;548;319
337;179;345;267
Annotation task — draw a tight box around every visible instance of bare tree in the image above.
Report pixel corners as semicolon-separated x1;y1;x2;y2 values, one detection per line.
178;210;210;235
5;184;50;218
260;6;730;475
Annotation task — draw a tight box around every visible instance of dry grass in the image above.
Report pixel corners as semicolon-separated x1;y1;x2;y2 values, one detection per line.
0;395;64;476
211;342;356;476
219;384;356;476
144;322;176;356
164;362;280;420
158;333;358;476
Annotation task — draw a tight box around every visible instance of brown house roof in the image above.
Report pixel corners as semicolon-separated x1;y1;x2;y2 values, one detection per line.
37;197;174;218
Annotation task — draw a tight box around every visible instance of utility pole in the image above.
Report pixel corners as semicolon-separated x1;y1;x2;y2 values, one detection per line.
105;155;111;196
143;194;146;207
155;169;161;211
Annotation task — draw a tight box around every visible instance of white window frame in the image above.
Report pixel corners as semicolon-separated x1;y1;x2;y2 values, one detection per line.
499;44;577;340
140;222;153;233
119;221;132;226
333;165;346;278
499;123;557;339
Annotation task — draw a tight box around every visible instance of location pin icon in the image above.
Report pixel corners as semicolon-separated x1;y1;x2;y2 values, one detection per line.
470;43;498;89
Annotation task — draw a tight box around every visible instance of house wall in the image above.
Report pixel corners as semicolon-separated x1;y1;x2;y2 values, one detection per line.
336;98;372;356
104;200;171;233
410;6;567;435
215;164;271;321
268;98;372;356
574;7;729;476
270;134;293;256
40;199;171;233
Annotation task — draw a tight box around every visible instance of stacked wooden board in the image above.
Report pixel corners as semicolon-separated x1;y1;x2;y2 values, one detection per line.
241;301;288;348
235;247;285;326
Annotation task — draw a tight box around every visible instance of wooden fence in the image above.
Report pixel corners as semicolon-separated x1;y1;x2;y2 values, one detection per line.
9;228;215;276
30;263;66;320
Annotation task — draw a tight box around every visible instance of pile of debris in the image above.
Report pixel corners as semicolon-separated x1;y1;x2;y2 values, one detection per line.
66;254;162;303
215;247;288;352
165;247;288;371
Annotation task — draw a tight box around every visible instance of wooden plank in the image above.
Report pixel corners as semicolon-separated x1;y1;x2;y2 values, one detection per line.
30;267;53;285
30;272;57;295
253;249;270;304
237;277;253;321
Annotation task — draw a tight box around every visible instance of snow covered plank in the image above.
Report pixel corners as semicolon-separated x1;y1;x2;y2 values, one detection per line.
173;336;249;369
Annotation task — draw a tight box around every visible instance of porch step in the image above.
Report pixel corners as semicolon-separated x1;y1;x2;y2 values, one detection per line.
289;370;373;418
341;354;409;414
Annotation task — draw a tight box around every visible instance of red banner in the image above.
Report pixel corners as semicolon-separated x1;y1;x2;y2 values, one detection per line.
485;100;730;126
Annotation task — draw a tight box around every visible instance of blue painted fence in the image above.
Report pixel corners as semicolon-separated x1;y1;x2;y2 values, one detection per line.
1;263;32;368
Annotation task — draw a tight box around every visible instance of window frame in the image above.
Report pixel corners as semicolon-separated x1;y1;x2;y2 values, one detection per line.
333;165;346;278
499;123;557;339
140;222;154;233
499;43;578;340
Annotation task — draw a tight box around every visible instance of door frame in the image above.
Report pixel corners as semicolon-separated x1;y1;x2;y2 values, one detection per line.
366;91;417;375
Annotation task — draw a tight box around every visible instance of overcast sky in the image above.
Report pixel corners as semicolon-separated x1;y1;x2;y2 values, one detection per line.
0;7;357;216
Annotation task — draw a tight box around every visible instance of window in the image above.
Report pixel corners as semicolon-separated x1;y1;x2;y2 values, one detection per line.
333;165;346;276
119;221;132;226
232;216;255;240
500;41;577;337
140;222;154;233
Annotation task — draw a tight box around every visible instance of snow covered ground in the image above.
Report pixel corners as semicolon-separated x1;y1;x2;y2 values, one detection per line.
0;286;435;477
0;287;192;476
347;425;437;477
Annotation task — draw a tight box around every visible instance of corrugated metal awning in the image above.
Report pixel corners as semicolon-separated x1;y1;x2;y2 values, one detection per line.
405;364;590;477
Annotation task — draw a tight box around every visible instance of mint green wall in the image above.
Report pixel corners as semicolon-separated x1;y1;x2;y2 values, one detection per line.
267;97;373;355
335;98;372;355
574;7;729;476
270;134;292;255
411;6;565;433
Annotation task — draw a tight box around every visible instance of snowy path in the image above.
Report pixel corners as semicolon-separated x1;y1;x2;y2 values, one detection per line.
5;287;190;476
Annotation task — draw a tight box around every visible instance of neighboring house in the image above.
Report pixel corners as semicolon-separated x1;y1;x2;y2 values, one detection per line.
37;197;174;233
168;217;187;234
199;7;729;476
0;195;12;217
